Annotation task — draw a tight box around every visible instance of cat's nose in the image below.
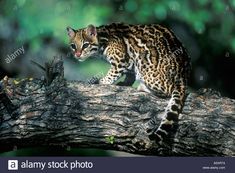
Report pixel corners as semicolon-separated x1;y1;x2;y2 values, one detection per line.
75;51;82;57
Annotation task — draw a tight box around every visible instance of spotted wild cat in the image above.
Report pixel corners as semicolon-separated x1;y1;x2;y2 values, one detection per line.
66;23;190;142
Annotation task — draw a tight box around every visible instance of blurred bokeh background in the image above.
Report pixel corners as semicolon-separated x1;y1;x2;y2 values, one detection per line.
0;0;235;156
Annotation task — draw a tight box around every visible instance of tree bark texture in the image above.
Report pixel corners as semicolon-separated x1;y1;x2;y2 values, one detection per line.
0;60;234;156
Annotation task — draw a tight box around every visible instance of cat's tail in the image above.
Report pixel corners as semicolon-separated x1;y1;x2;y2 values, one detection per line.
149;86;185;142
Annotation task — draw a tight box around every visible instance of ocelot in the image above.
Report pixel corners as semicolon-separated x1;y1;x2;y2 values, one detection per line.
66;23;190;142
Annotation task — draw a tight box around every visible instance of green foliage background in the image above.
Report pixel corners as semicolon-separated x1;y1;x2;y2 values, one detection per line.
0;0;235;156
1;0;235;50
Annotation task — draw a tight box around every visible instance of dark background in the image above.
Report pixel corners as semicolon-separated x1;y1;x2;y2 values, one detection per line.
0;0;235;156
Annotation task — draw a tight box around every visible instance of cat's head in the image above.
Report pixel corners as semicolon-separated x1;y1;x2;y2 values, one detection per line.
66;25;99;61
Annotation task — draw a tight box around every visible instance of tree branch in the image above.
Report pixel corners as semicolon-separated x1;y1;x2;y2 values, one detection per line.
0;60;234;156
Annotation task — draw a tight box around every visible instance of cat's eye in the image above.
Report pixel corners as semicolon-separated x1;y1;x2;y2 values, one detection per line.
70;43;76;50
82;43;89;49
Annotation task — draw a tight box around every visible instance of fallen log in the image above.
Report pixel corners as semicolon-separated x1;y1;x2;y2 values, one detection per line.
0;60;234;156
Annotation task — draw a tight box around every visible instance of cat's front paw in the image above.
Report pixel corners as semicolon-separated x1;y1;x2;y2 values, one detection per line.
99;78;112;85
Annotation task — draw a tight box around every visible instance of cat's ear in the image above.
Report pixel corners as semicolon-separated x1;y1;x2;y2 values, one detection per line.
66;26;76;38
86;24;97;37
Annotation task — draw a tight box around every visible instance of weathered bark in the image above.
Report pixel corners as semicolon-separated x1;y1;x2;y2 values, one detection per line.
0;60;234;156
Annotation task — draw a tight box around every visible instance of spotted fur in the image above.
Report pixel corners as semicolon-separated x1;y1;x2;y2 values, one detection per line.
66;23;190;142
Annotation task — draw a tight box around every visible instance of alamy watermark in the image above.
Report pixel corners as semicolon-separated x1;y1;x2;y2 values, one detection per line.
170;46;183;58
87;71;104;85
5;46;25;64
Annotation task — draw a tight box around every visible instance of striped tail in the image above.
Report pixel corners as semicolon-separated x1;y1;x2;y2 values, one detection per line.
148;87;185;142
